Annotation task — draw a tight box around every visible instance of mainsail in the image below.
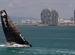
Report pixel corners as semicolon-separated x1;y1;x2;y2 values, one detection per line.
0;10;32;47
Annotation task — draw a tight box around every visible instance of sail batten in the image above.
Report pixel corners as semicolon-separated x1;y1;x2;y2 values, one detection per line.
0;10;32;47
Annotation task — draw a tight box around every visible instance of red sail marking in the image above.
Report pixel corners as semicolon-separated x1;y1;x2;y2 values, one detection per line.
7;16;19;32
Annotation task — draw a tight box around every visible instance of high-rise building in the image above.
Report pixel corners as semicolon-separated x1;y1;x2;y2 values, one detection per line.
74;10;75;24
41;8;51;24
41;8;58;26
51;9;58;26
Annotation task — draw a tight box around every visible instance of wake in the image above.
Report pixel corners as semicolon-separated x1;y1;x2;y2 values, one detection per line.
0;44;30;48
0;44;6;47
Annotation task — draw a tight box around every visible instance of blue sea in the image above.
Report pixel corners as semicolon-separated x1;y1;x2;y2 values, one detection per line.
0;25;75;55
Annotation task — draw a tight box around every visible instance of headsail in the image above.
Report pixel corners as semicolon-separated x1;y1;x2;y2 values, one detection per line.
0;10;32;47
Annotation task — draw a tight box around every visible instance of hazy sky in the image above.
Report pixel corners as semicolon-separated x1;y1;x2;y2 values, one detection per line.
0;0;75;19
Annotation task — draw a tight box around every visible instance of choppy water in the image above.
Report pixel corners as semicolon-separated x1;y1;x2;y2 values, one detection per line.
0;25;75;55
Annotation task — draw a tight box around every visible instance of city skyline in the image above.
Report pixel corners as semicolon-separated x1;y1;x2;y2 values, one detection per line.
0;0;75;19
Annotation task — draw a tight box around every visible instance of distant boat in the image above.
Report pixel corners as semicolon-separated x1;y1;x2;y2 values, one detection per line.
0;10;32;47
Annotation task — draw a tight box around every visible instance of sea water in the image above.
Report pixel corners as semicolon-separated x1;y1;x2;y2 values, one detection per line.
0;25;75;55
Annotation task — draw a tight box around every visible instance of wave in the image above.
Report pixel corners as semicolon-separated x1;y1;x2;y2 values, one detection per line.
9;47;75;55
24;47;75;55
0;44;6;47
0;45;75;55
